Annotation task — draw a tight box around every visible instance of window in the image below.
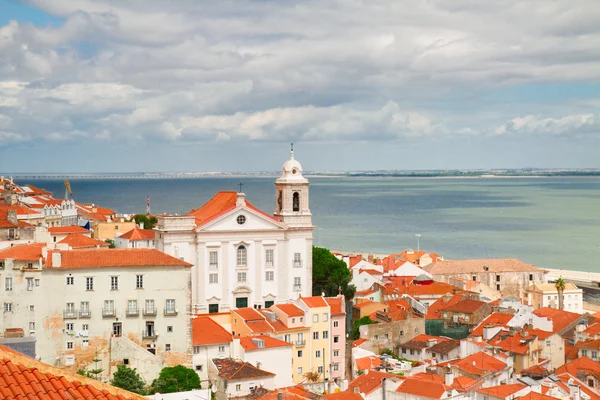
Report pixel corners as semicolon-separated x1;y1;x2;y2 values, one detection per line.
410;349;414;355
35;279;40;286
588;379;594;388
316;350;321;358
402;348;406;354
293;192;300;212
26;278;34;291
415;327;419;333
236;384;242;392
237;272;247;283
66;342;74;350
145;299;155;313
110;276;119;290
265;271;274;281
27;262;33;268
85;277;94;291
313;314;319;323
237;245;247;267
165;344;171;351
218;346;225;353
5;277;12;291
297;367;303;375
265;300;274;308
333;321;339;328
333;364;339;371
209;251;218;268
29;305;34;311
297;333;304;344
318;366;323;374
66;302;75;313
293;253;302;267
323;313;329;322
66;322;74;331
265;249;274;266
209;304;219;313
496;284;500;291
334;336;339;343
496;275;500;282
236;215;246;225
193;346;200;354
294;277;301;290
104;300;114;313
136;274;144;289
82;340;89;348
582;350;588;357
128;300;138;314
593;351;598;359
82;324;89;331
472;275;476;281
29;322;35;330
334;350;339;357
529;274;534;281
80;301;89;315
313;332;319;340
165;299;176;314
209;273;218;283
66;276;74;285
284;334;291;342
323;331;329;339
298;350;303;357
195;365;203;371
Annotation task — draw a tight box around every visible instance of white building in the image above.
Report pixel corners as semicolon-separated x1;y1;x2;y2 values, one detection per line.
0;244;192;383
191;316;234;385
155;149;315;313
210;358;276;400
526;282;583;314
238;335;293;388
114;226;156;249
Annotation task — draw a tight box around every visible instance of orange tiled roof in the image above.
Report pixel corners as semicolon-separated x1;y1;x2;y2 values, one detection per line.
347;370;396;395
451;376;482;392
477;384;527;399
470;313;514;337
213;358;275;380
59;233;110;249
396;378;448;399
353;300;380;309
0;204;41;216
359;269;383;276
118;227;155;241
442;299;487;314
425;259;542;274
234;308;266;321
426;294;463;319
240;335;292;351
0;243;45;261
0;345;143;400
187;191;277;227
441;352;506;376
556;373;600;400
247;320;275;333
301;296;328;308
355;356;382;371
352;338;367;348
584;322;600;336
533;308;581;334
48;225;90;235
576;339;600;350
517;393;561;400
487;329;539;355
275;304;305;317
192;316;232;346
46;249;192;268
324;392;363;400
326;297;344;315
556;356;600;379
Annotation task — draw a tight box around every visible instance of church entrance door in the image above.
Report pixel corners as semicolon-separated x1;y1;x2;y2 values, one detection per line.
236;297;248;308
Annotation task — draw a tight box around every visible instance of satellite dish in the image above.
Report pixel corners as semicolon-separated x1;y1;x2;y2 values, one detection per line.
211;385;217;393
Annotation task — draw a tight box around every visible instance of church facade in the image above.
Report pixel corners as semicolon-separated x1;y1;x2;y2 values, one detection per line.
155;150;315;313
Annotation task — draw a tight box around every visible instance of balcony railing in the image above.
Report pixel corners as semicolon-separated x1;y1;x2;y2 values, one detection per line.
142;331;158;340
102;308;116;317
293;260;302;267
79;310;91;318
209;263;218;269
143;307;157;316
164;308;178;316
295;340;306;346
63;310;78;319
126;308;139;317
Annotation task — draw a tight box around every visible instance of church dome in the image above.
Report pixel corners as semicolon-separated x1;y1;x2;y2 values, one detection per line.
282;151;303;175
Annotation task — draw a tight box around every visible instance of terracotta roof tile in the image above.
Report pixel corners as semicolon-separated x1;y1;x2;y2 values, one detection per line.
301;296;328;308
556;373;600;400
396;378;448;399
532;308;582;334
442;352;506;376
0;243;45;262
187;191;278;227
192;317;232;346
324;392;363;400
325;297;344;315
556;356;600;379
240;335;292;351
477;384;527;398
347;370;396;395
118;227;155;241
48;226;90;235
234;308;266;321
46;249;192;268
425;259;543;274
355;356;381;371
274;304;305;317
517;393;561;400
0;345;143;400
352;339;367;348
470;313;514;337
213;358;274;380
59;233;109;249
442;299;487;314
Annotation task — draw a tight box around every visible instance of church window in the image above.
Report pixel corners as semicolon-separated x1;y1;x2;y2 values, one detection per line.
265;271;274;281
265;249;274;266
236;215;246;225
237;272;247;283
292;192;300;212
237;245;247;267
209;251;218;268
293;253;302;267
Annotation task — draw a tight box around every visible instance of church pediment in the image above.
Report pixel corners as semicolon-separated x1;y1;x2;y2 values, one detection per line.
197;206;286;232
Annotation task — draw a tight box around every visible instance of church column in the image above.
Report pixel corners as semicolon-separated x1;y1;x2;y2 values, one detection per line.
196;242;206;313
277;239;287;302
254;240;262;306
222;241;230;311
306;236;313;297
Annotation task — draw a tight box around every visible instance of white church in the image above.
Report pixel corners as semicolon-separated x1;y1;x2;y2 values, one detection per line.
155;149;315;313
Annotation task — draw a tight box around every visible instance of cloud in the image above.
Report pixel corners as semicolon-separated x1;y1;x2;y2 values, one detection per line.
493;114;598;136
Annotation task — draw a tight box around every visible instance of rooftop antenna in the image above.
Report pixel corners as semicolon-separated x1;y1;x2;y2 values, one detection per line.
146;196;151;216
238;182;244;193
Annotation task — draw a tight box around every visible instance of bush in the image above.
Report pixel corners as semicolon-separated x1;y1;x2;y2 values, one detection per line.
111;365;146;394
150;365;201;394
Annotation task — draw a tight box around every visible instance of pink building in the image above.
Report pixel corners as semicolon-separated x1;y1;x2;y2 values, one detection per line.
326;295;347;380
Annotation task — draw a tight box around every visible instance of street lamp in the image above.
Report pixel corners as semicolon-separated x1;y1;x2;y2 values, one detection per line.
415;234;422;251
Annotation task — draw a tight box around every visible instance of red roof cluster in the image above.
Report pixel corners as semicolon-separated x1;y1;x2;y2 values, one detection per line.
46;248;192;268
187;191;278;227
59;233;109;249
240;335;292;351
192;316;233;346
118;227;155;241
48;226;90;235
470;313;514;337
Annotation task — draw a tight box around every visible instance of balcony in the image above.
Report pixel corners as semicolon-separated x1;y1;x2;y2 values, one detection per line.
164;308;178;316
126;308;139;317
63;310;78;319
143;307;157;316
142;331;158;340
295;340;306;347
265;261;274;268
79;310;91;318
102;308;116;317
293;260;302;268
293;284;302;292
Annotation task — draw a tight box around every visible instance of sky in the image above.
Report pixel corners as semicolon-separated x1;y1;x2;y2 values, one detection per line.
0;0;599;173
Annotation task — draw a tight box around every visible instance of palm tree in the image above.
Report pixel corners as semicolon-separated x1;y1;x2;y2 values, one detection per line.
555;278;566;310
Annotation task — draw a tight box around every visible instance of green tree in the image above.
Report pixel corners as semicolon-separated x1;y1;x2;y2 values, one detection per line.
111;365;146;394
104;239;115;248
133;214;158;230
555;277;566;310
312;246;356;300
353;316;377;340
150;365;201;394
77;353;104;381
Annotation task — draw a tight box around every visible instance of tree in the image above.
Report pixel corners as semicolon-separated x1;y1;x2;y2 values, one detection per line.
77;353;104;381
303;371;321;382
555;277;566;310
312;246;356;300
104;239;115;248
133;214;158;230
150;365;201;394
353;316;377;340
111;365;146;394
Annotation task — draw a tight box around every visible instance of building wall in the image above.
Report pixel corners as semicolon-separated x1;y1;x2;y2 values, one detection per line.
192;343;232;384
113;238;155;249
433;271;545;298
359;318;426;355
529;289;583;314
539;333;564;369
241;346;294;388
92;221;136;240
295;301;331;381
329;313;346;380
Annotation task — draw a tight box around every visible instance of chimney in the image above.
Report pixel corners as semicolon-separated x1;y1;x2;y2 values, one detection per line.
427;339;437;348
236;193;246;207
353;387;360;394
445;371;454;386
277;393;283;400
7;210;17;225
51;251;61;268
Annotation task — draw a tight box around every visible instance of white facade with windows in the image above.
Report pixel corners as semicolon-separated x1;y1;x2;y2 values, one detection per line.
156;150;315;313
526;282;583;314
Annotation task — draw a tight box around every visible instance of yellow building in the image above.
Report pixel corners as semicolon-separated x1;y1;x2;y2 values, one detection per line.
271;304;311;383
296;296;331;382
92;220;136;240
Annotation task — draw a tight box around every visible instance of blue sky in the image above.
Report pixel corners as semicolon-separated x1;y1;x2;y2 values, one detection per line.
0;0;599;172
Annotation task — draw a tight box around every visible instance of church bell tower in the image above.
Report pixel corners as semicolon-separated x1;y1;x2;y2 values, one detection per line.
274;145;312;227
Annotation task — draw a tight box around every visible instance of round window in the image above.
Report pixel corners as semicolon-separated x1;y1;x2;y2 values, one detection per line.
237;215;246;225
292;168;298;175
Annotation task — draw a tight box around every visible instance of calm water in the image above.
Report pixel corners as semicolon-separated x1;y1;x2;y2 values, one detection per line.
16;177;600;272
